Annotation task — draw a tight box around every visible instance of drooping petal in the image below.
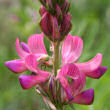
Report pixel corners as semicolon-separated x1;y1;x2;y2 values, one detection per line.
27;33;47;54
5;59;27;73
70;71;86;96
25;54;50;76
16;38;29;59
19;75;48;89
85;66;107;79
75;53;102;73
72;88;94;105
57;63;86;100
62;35;83;65
21;42;30;53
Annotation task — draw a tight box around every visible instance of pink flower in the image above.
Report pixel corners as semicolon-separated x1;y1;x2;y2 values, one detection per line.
57;63;94;105
5;33;50;89
5;33;107;103
61;34;107;79
56;34;107;105
5;33;47;73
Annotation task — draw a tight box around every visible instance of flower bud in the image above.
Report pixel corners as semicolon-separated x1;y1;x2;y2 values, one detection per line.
61;0;70;14
48;74;56;100
39;0;46;6
40;12;52;37
56;4;62;19
60;13;72;39
40;12;61;42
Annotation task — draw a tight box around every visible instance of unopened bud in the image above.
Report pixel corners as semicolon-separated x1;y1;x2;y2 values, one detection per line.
60;13;72;38
40;12;52;37
48;74;56;99
61;0;70;14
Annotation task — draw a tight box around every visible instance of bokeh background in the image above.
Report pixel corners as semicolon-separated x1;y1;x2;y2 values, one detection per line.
0;0;110;110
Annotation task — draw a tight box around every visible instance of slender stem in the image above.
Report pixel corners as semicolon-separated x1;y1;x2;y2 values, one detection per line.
53;41;60;77
53;41;60;106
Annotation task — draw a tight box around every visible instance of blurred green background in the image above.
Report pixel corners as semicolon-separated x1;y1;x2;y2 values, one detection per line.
0;0;110;110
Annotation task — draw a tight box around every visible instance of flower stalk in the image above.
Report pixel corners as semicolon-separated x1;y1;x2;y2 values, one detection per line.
53;41;60;77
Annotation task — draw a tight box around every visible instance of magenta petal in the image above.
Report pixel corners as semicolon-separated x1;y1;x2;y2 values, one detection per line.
75;53;102;73
19;75;48;89
25;54;38;73
70;72;86;96
72;88;94;105
62;35;83;65
58;63;80;79
21;42;30;53
16;38;29;59
57;63;86;100
5;59;27;73
27;33;47;54
85;66;107;79
25;54;50;76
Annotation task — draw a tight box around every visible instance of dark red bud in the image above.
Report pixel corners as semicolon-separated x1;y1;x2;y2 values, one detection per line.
56;4;62;19
61;0;70;13
60;13;72;38
46;0;53;9
40;12;53;37
52;17;60;41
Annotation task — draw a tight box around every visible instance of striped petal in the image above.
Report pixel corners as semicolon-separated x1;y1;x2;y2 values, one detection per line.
19;75;48;89
62;35;83;65
5;59;27;73
72;88;94;105
85;66;107;79
16;38;29;59
28;33;47;54
75;53;102;73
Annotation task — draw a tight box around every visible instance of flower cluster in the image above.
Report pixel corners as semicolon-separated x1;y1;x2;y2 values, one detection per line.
39;0;71;42
5;33;107;107
5;0;107;109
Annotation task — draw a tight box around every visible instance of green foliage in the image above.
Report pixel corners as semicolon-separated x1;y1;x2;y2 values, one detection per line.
0;0;110;110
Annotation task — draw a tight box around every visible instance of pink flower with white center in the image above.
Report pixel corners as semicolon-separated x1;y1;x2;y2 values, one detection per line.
5;33;50;89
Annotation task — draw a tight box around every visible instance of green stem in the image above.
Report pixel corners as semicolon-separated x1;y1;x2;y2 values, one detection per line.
53;41;60;77
56;106;64;110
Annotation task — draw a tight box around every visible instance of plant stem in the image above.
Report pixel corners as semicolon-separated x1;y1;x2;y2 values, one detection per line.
53;41;60;77
53;41;60;106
